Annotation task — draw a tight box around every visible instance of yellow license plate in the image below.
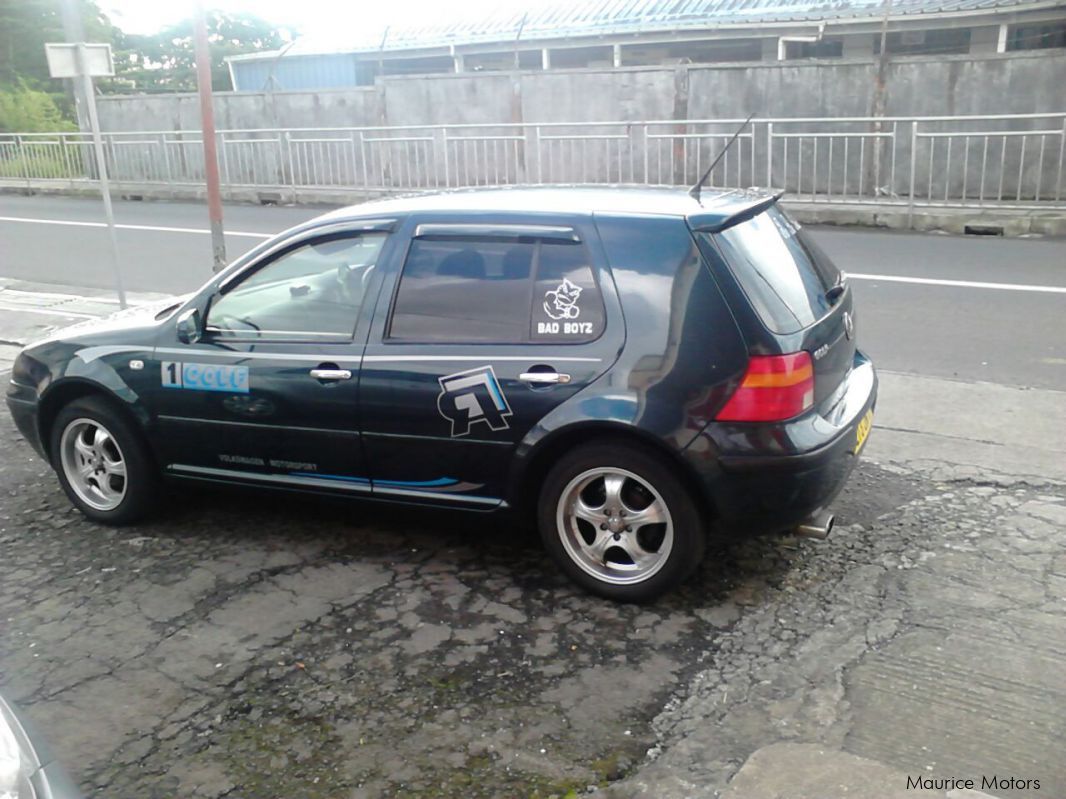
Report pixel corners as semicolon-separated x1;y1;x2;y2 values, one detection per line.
854;408;874;454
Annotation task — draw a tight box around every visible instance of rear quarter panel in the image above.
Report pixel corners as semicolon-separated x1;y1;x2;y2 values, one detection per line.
509;213;750;501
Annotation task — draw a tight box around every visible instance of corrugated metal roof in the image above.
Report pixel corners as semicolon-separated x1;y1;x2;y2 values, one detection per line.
232;0;1057;59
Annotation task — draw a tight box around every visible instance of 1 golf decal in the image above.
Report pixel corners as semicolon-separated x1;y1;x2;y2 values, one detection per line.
437;365;512;437
161;361;249;393
543;278;582;320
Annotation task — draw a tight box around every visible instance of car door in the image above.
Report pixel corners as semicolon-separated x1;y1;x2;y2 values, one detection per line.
358;215;623;506
148;224;394;493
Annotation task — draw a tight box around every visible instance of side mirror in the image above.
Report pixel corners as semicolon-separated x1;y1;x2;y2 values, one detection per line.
176;307;202;344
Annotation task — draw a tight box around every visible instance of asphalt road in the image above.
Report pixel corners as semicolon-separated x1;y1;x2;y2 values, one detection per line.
2;193;1064;390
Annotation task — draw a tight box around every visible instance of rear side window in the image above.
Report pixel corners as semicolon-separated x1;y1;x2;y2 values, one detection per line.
711;206;840;334
388;236;604;343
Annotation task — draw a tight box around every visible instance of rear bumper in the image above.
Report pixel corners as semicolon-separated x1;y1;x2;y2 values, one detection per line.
682;350;877;535
6;379;47;460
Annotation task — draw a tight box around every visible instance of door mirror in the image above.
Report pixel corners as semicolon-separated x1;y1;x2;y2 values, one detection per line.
176;307;202;344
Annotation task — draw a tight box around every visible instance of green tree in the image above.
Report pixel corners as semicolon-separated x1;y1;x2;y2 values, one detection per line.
0;82;76;131
0;0;118;88
113;11;291;93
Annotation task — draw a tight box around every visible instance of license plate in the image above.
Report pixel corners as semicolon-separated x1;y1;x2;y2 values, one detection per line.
854;408;874;454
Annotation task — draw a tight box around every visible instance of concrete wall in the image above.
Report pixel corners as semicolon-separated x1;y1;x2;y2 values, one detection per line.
96;51;1066;132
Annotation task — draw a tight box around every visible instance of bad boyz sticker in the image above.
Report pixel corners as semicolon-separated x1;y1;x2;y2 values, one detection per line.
536;278;594;338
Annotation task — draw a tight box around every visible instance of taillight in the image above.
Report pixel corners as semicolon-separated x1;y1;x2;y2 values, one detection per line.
716;352;815;422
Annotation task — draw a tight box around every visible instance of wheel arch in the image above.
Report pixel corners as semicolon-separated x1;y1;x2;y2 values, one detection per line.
510;421;713;523
38;379;149;463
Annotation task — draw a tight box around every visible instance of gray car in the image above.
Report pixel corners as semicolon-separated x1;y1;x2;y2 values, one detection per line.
0;694;81;799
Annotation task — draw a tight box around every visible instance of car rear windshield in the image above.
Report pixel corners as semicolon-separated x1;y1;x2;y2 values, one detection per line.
710;205;840;334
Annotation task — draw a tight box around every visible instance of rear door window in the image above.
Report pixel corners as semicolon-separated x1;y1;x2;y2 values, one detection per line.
530;240;605;343
711;206;840;334
388;235;604;344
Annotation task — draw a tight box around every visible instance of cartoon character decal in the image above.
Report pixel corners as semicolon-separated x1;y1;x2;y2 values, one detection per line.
436;365;513;438
543;278;582;321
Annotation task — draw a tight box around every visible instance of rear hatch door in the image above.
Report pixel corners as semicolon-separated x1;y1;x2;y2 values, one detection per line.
703;204;855;410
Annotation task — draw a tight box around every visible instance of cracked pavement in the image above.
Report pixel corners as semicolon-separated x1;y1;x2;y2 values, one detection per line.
3;399;1064;797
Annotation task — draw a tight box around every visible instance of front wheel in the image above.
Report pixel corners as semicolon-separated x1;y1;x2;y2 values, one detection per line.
50;396;159;525
538;442;706;602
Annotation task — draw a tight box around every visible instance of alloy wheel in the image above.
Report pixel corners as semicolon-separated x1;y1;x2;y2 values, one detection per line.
59;418;128;512
556;467;674;586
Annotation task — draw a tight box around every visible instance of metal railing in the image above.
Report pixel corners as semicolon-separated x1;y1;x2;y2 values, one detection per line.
2;114;1064;210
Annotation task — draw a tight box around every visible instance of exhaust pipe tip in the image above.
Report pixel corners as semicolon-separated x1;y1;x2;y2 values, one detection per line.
794;511;834;540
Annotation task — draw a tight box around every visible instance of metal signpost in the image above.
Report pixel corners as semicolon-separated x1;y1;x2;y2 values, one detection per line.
194;5;227;273
44;42;127;308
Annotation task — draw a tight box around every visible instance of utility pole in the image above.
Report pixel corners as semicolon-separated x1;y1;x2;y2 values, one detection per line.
45;41;126;307
513;14;528;70
194;4;227;272
870;0;893;197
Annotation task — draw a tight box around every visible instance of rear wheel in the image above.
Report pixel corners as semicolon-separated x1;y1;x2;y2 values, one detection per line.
50;396;159;525
538;442;705;602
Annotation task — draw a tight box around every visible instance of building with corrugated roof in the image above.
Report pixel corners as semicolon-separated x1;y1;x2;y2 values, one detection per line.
226;0;1066;90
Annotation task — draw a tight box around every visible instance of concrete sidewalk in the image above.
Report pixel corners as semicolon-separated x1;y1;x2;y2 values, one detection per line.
867;370;1066;485
721;744;997;799
0;279;168;373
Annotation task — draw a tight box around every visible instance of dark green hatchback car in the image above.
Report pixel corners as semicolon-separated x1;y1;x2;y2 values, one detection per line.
6;186;876;602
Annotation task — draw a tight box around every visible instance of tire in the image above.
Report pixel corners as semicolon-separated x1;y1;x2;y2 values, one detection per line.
49;395;159;525
537;441;706;602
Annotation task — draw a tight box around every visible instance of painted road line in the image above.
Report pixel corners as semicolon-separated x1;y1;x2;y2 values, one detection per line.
848;273;1066;294
3;216;1064;294
0;215;273;239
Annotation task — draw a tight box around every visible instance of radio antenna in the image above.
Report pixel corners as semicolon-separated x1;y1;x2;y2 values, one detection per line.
689;112;756;202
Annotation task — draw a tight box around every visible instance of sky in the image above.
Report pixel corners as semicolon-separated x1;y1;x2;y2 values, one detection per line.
99;0;557;38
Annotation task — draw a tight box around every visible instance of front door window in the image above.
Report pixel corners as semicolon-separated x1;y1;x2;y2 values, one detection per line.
207;233;388;342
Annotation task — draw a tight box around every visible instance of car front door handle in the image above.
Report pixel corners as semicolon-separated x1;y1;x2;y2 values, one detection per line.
519;371;571;385
309;368;352;381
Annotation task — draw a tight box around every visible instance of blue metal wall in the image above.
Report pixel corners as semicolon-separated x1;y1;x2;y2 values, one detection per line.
231;53;359;92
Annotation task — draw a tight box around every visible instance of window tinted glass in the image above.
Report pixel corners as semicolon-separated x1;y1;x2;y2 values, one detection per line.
530;241;604;343
207;234;386;341
712;206;838;334
389;237;603;343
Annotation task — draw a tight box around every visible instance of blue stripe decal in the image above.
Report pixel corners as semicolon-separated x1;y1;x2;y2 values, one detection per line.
486;378;506;410
376;477;459;488
288;473;462;489
290;472;371;484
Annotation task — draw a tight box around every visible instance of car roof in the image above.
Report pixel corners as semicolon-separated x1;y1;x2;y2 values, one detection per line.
316;185;779;232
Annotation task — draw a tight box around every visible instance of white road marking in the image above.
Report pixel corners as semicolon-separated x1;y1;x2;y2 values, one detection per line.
3;215;1063;294
0;215;273;239
849;273;1066;294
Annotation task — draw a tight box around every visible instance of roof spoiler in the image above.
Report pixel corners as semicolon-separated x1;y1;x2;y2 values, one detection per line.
689;191;784;233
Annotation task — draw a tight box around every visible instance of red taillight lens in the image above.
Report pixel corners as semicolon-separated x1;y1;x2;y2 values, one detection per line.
716;352;815;422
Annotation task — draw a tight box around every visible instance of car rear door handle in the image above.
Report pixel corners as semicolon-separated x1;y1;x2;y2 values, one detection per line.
519;371;571;385
309;368;352;381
